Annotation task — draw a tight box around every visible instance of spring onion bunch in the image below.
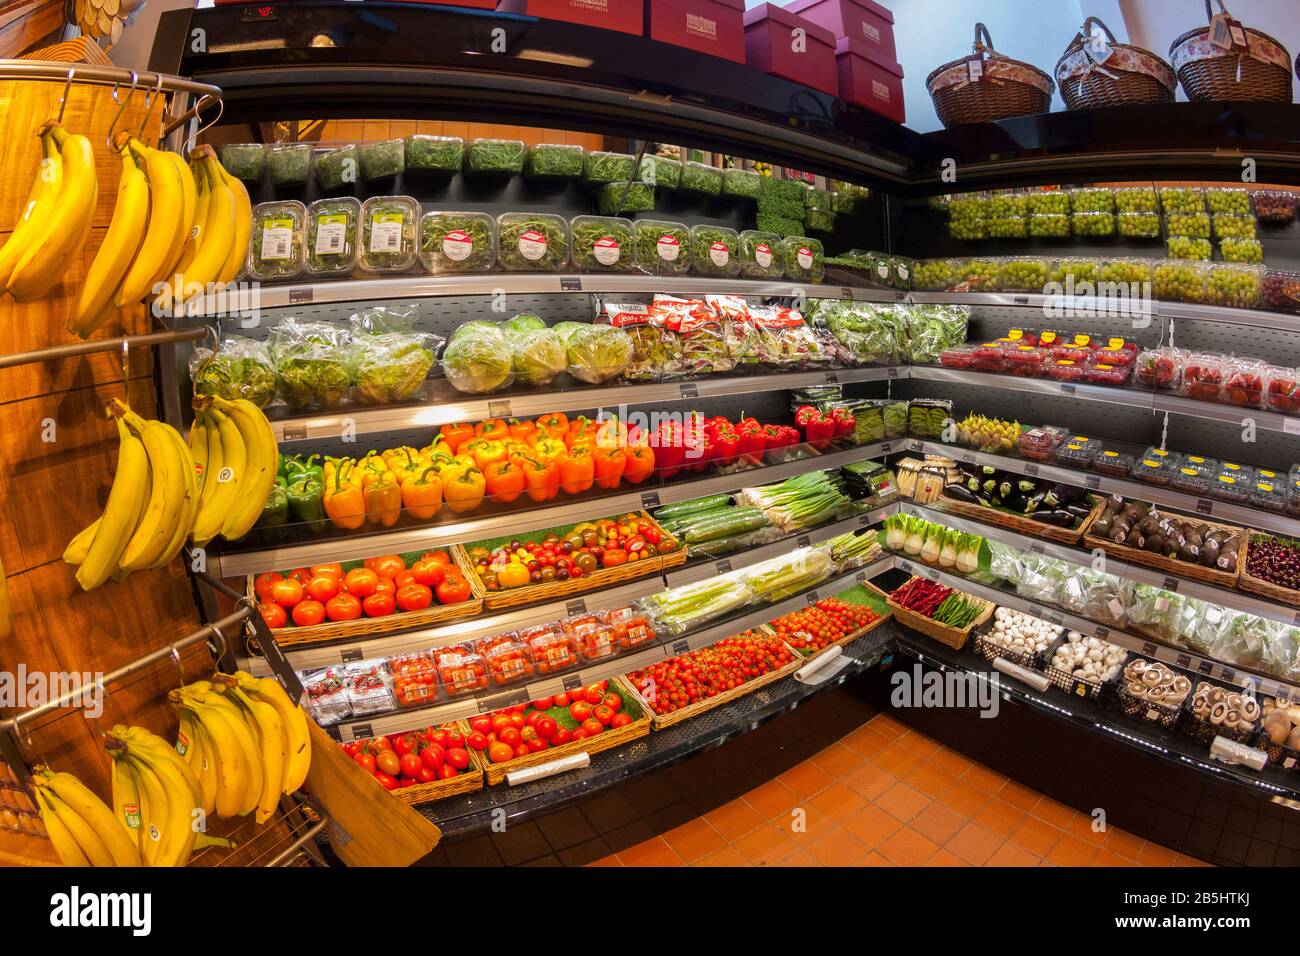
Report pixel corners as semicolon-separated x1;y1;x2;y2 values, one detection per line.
737;470;851;532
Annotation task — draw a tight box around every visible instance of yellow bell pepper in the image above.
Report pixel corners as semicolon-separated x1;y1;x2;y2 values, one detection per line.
444;465;486;514
401;465;443;520
533;436;567;460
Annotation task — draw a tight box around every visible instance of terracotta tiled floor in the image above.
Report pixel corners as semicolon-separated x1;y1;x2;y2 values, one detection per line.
593;714;1211;867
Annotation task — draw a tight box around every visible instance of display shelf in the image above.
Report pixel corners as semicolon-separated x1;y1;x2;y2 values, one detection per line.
892;630;1300;804
905;437;1300;540
891;555;1300;702
264;367;900;443
212;441;888;577
908;366;1300;435
900;498;1300;631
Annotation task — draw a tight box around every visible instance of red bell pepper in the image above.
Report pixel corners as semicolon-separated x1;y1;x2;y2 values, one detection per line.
830;406;856;439
651;421;685;480
736;418;766;461
713;426;739;466
795;405;834;450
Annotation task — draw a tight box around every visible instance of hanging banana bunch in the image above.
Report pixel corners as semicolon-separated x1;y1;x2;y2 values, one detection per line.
33;766;143;867
0;121;98;303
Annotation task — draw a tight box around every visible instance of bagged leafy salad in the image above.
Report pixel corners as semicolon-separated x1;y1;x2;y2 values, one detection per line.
359;196;419;274
268;318;357;411
305;197;360;278
739;230;783;280
602;302;682;382
441;321;515;394
525;143;585;179
653;296;733;376
189;335;277;408
552;322;633;384
418;211;496;274
248;200;307;281
812;300;901;365
464;139;526;176
405;135;463;175
348;306;441;404
571;216;635;272
690;225;740;277
747;304;830;369
502;313;567;388
708;295;761;370
496;213;569;272
902;305;969;364
634;219;690;276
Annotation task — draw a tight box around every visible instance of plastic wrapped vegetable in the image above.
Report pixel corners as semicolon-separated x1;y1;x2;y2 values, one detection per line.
359;139;404;181
441;321;514;394
597;182;654;215
248;200;306;281
571;216;635;272
680;161;722;195
634;219;690;276
748;305;829;369
525;143;584;179
739;230;783;279
902;305;969;364
418;211;496;274
313;145;358;191
497;213;569;272
405;135;463;175
639;155;681;189
602;302;680;381
267;144;311;187
190;335;276;408
219;144;265;183
305;197;360;278
653;296;731;376
781;236;824;283
268;318;356;411
690;225;740;277
708;294;761;370
721;167;760;199
359;196;419;274
502;313;566;387
349;307;440;404
813;300;899;365
582;151;637;184
464;139;526;176
557;323;633;384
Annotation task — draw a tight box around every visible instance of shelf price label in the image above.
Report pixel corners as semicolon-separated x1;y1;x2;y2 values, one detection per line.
796;534;811;549
879;442;893;454
1059;384;1076;396
348;723;373;742
1175;654;1192;669
1141;642;1158;657
678;382;699;399
672;640;690;656
487;400;513;419
280;423;308;442
1196;498;1214;516
288;287;313;304
1092;625;1109;639
1197;659;1214;676
640;491;661;509
559;277;583;292
886;367;899;380
840;287;854;300
339;648;364;664
805;590;821;606
562;673;584;692
565;598;587;617
1161;576;1180;593
1028;542;1046;556
1084;476;1100;490
1024;464;1039;477
824;371;839;385
715;559;732;575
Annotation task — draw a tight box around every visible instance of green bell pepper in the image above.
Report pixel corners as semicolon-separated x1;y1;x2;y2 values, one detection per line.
259;476;290;530
287;474;326;533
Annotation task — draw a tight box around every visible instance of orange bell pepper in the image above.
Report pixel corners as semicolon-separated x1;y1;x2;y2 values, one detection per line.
558;446;595;495
623;444;655;485
485;459;526;504
475;418;509;440
439;423;475;455
566;416;596;447
593;446;627;490
535;412;569;438
595;416;629;450
519;456;560;503
324;461;366;530
465;438;506;472
533;437;567;461
507;418;538;443
364;471;402;527
357;451;389;489
444;465;487;514
401;465;443;520
391;448;425;486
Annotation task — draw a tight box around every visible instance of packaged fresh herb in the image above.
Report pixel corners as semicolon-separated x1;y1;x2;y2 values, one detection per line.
805;187;832;211
738;230;783;279
464;138;526;176
757;177;807;236
496;212;569;272
525;143;585;179
571;216;635;273
418;210;496;274
832;190;860;213
313;145;359;191
219;144;265;183
582;150;637;184
639;155;681;189
267;144;311;187
358;195;419;274
689;224;740;277
721;167;760;200
633;219;690;276
597;182;654;215
247;200;306;281
889;256;915;291
405;135;463;175
806;208;835;233
781;236;824;283
305;197;360;278
680;161;722;196
359;139;405;182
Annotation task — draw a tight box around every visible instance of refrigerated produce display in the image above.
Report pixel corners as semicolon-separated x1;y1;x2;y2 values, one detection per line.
5;0;1300;886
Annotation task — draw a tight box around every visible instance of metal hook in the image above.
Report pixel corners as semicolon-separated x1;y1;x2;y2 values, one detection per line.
170;643;186;689
208;621;230;662
56;67;75;125
188;94;224;155
138;73;165;141
106;71;138;151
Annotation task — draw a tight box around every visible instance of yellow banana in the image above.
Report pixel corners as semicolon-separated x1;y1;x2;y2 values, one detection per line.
70;141;150;338
117;409;190;573
190;690;263;817
111;754;145;843
177;149;236;307
40;768;142;866
36;781;114;867
7;124;98;302
175;693;249;818
214;158;251;287
156;149;198;295
190;405;245;547
147;420;200;569
210;397;278;542
190;721;218;817
114;139;185;308
116;730;202;866
76;417;150;591
216;679;285;823
62;517;101;565
0;128;62;289
237;672;311;794
34;787;91;867
169;155;211;308
189;411;213;508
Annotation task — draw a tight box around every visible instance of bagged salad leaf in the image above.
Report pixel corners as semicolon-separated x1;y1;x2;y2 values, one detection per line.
747;304;830;369
708;295;761;370
812;300;900;365
405;135;463;175
602;302;681;381
571;216;635;272
219;144;265;183
190;335;277;408
348;306;440;404
502;313;566;387
553;322;633;384
268;318;357;411
442;321;514;394
465;139;526;176
902;304;969;364
653;296;733;376
418;211;496;274
634;219;690;276
497;213;569;272
525;143;584;179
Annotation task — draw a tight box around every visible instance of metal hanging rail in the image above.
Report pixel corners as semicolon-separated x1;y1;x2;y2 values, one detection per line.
0;328;208;371
0;61;221;99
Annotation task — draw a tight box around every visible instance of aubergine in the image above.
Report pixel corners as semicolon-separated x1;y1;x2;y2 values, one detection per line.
1048;483;1087;506
1023;491;1046;514
945;483;990;506
1033;509;1078;527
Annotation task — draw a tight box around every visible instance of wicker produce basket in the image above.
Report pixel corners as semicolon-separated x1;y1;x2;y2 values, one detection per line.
782;580;894;656
621;630;806;731
1117;678;1187;730
1056;17;1176;110
476;677;649;786
933;492;1104;546
885;576;994;651
927;22;1055;128
453;511;687;611
1083;513;1247;589
1169;0;1292;104
1237;535;1300;608
393;721;486;806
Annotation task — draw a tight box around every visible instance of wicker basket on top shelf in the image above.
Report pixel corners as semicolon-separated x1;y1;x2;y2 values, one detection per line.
885;576;994;651
1056;17;1176;110
926;23;1055;128
1169;0;1292;104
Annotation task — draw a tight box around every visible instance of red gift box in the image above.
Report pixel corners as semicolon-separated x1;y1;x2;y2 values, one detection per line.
834;35;904;123
497;0;643;35
648;0;746;64
785;0;896;61
743;3;838;94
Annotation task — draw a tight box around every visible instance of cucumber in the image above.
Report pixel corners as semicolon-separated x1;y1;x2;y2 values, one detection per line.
654;494;733;522
683;508;769;543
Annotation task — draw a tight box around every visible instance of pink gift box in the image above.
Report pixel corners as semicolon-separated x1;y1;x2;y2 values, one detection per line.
497;0;643;35
647;0;746;64
835;34;905;123
784;0;896;61
743;3;838;95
